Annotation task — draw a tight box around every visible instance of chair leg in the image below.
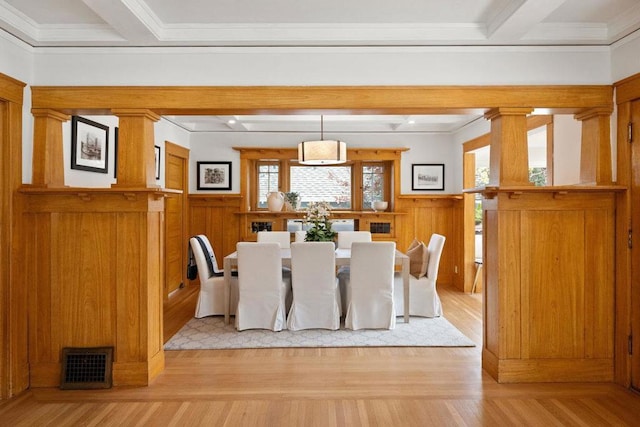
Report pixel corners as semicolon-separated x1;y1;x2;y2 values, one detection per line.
472;263;483;294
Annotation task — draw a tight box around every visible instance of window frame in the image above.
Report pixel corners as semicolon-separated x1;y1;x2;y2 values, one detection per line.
251;158;391;211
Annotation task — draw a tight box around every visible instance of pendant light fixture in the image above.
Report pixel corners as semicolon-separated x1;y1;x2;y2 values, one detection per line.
298;115;347;165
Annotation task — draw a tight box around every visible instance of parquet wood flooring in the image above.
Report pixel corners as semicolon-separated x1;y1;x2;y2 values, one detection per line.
2;283;640;426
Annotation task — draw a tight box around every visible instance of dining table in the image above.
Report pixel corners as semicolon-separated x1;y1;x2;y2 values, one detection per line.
222;246;411;325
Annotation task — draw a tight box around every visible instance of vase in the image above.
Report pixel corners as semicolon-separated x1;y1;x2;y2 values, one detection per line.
266;191;285;212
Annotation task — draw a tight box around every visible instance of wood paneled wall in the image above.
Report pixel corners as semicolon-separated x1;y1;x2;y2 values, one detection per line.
22;189;167;387
15;83;620;391
395;195;464;289
189;195;243;270
481;188;618;383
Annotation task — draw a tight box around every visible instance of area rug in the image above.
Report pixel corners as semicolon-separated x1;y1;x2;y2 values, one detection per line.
164;316;475;350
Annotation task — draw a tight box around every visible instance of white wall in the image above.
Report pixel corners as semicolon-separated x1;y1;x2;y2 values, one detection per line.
553;115;582;185
612;32;640;83
31;46;613;86
0;32;35;184
60;115;190;188
189;132;457;194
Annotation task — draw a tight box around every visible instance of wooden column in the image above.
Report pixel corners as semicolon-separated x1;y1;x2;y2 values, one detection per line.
112;109;160;188
463;152;477;293
0;73;27;399
31;109;70;188
485;108;533;187
575;107;613;185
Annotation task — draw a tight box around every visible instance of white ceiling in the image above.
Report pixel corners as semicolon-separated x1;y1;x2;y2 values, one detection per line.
2;0;639;48
2;0;638;134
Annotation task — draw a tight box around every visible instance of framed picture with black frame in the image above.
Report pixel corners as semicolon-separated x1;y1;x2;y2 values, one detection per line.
197;161;232;190
71;116;109;174
412;163;445;191
154;145;161;180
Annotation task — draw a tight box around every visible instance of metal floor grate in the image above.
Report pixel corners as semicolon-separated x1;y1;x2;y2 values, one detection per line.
60;347;113;389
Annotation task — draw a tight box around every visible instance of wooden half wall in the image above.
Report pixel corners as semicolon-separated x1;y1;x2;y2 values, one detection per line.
481;187;620;383
21;188;167;387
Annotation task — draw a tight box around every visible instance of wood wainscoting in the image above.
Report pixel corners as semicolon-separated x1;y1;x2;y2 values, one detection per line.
481;186;621;383
395;195;464;290
21;188;170;387
189;195;244;272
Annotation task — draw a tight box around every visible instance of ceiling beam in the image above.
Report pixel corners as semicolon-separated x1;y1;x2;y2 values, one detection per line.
487;0;567;42
82;0;160;44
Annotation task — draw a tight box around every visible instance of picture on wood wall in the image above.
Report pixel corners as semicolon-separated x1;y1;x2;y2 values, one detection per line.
113;127;118;178
71;116;109;174
412;164;445;191
197;161;232;190
155;145;161;179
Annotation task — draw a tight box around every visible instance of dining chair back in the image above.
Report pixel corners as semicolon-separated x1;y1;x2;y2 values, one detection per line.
344;241;396;330
336;231;372;249
294;230;307;242
287;242;341;330
394;233;445;317
235;242;290;331
190;235;238;317
257;231;291;248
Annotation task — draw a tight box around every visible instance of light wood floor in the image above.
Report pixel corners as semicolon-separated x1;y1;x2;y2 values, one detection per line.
2;283;640;426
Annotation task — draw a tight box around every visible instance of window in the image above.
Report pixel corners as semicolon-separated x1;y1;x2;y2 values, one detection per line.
257;161;280;209
362;163;385;210
290;165;352;209
242;148;397;212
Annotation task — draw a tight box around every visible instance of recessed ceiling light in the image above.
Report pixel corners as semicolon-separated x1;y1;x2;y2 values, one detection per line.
228;119;236;124
408;120;415;124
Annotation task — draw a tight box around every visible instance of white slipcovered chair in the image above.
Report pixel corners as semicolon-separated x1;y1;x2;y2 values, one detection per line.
294;230;307;242
336;231;372;249
235;242;291;331
189;235;238;318
287;242;341;330
344;241;396;330
394;233;445;318
257;230;291;248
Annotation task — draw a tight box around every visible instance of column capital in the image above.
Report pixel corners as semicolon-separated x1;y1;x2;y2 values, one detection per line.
112;109;160;122
484;107;534;121
574;107;613;121
31;108;70;122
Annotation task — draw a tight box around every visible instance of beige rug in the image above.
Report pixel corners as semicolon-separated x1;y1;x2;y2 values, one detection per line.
164;316;475;350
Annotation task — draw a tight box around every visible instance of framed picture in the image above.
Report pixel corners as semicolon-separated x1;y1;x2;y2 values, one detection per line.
197;161;232;190
154;145;161;179
71;116;109;174
412;164;445;191
113;127;118;178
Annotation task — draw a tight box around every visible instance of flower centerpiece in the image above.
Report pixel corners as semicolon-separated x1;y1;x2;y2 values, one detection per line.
304;201;337;242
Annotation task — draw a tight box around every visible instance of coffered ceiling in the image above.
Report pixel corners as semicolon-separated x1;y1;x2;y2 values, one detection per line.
2;0;637;134
2;0;639;48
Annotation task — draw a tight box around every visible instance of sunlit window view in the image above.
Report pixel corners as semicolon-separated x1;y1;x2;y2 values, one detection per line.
362;164;385;210
290;165;351;209
257;163;280;208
